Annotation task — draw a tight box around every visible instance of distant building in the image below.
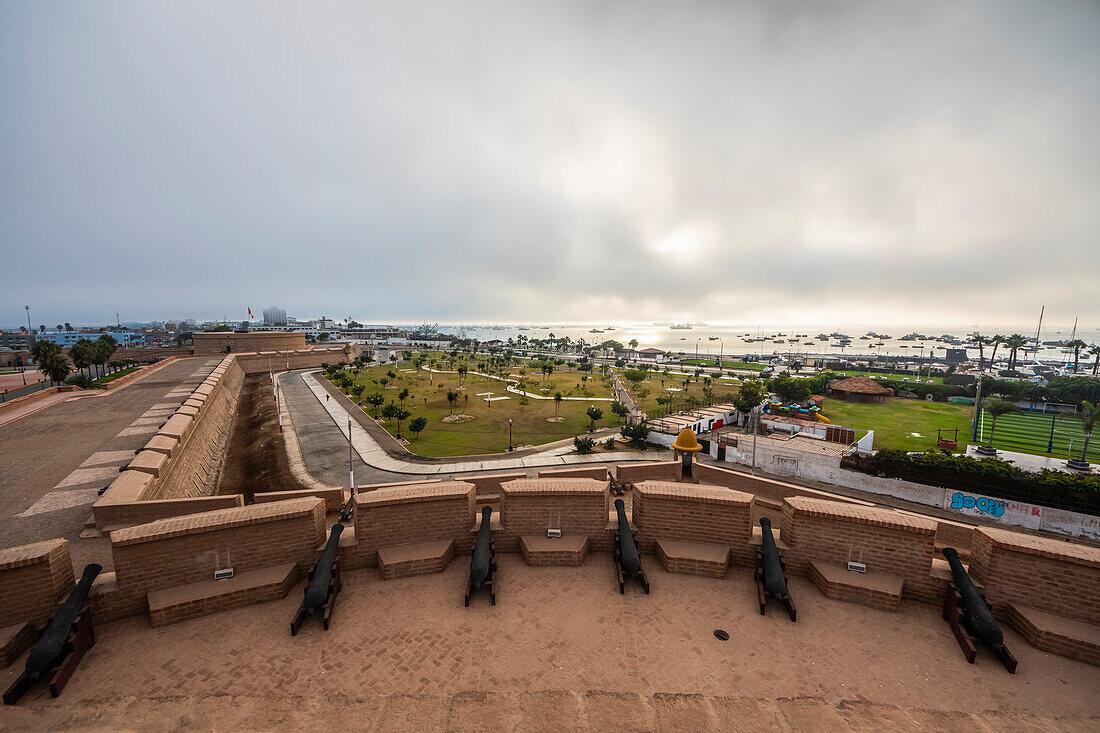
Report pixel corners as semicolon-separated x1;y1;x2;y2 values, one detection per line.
262;306;288;326
629;347;667;362
37;330;145;348
0;331;33;350
828;375;892;404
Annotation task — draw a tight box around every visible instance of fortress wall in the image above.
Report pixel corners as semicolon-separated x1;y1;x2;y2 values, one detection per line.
615;460;680;485
632;481;754;565
0;539;74;628
969;527;1100;624
499;478;610;552
347;481;476;569
780;496;941;603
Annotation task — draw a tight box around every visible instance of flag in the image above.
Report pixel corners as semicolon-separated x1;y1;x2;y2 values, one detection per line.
248;307;253;319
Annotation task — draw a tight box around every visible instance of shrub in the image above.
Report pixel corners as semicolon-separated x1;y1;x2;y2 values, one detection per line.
574;436;595;454
65;374;99;390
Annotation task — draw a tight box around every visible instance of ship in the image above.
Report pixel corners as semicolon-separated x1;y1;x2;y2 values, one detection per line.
670;323;693;330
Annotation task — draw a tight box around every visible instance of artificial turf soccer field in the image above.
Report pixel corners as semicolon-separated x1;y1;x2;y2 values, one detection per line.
977;409;1098;462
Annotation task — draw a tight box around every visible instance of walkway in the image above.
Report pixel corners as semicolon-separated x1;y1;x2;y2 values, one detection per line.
289;370;658;475
421;366;616;401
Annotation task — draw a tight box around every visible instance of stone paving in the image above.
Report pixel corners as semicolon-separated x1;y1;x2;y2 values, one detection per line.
1;558;1097;730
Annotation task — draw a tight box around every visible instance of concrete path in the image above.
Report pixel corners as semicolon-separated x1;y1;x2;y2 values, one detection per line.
291;370;659;475
420;366;616;401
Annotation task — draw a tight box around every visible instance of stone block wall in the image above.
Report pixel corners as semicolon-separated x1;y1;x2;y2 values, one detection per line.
632;481;754;565
780;496;940;603
500;478;609;551
151;355;243;499
968;527;1100;625
456;472;526;501
235;345;358;375
193;331;307;354
537;466;609;481
0;539;75;627
693;463;867;508
255;487;345;513
615;460;679;485
349;481;476;569
110;498;326;603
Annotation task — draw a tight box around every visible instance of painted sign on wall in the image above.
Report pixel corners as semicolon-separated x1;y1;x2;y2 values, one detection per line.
943;491;1043;530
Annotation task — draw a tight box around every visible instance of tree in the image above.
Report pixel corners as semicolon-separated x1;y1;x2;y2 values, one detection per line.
55;324;62;333
69;338;95;377
973;335;991;371
175;331;194;347
392;407;411;438
611;401;629;424
770;373;810;403
1074;400;1097;465
1067;339;1087;373
64;322;72;332
988;334;1006;367
983;398;1017;449
446;390;458;415
379;377;389;389
1091;346;1100;376
622;368;647;390
554;392;563;418
365;392;385;417
457;366;467;386
621;423;649;447
34;342;70;385
398;387;409;406
1003;334;1028;372
734;379;766;414
351;383;366;403
93;334;117;377
408;416;428;440
586;405;603;431
628;339;639;350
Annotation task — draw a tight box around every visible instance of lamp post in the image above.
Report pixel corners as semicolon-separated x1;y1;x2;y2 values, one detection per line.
508;418;513;451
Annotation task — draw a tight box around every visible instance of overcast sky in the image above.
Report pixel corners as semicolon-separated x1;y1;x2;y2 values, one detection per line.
2;1;1098;329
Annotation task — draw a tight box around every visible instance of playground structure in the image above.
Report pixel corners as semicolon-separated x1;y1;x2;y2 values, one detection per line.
763;400;830;423
937;428;959;451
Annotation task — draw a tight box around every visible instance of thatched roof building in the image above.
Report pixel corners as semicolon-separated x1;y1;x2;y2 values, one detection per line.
828;375;892;404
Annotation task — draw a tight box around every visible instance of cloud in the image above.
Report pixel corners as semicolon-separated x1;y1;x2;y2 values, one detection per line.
1;0;1098;329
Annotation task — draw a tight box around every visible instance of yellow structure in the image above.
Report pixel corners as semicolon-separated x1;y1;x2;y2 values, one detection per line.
671;427;703;453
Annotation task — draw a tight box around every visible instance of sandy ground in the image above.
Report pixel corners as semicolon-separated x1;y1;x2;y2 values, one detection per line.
1;557;1097;730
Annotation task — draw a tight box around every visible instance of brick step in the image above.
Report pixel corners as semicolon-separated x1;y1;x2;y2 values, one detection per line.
520;534;589;566
656;539;730;578
377;540;454;580
810;560;903;612
0;622;36;669
147;563;298;627
1005;603;1100;667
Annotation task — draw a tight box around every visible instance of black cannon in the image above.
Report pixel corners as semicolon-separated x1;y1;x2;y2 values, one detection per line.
291;524;343;634
4;563;101;704
608;475;626;497
465;506;496;606
613;499;649;593
339;494;355;522
941;547;1016;672
755;519;796;621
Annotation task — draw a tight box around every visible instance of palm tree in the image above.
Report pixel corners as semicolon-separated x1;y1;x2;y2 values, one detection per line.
1090;345;1100;376
1071;401;1096;467
988;335;1006;369
1066;339;1087;373
973;335;991;371
446;390;458;416
1003;334;1028;372
554;392;562;418
983;398;1017;450
628;339;639;350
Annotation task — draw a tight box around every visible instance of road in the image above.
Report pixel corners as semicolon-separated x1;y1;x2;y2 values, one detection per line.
0;357;220;569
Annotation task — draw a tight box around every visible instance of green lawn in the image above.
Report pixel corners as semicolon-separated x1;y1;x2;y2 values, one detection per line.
818;368;944;385
978;409;1099;462
678;358;767;371
819;398;973;453
332;363;623;457
95;366;142;385
618;370;741;416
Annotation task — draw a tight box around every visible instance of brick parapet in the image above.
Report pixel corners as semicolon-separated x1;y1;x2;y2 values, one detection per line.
500;479;609;538
351;483;475;570
632;482;753;565
0;539;75;628
781;497;938;603
615;460;680;484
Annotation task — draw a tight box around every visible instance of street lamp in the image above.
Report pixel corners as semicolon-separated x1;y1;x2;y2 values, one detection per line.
508;418;513;451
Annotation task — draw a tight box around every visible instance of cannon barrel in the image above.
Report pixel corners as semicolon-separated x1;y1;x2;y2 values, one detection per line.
25;563;101;680
614;499;641;575
469;506;493;588
608;475;625;497
942;547;1004;651
304;524;343;611
758;519;789;599
339;495;355;522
